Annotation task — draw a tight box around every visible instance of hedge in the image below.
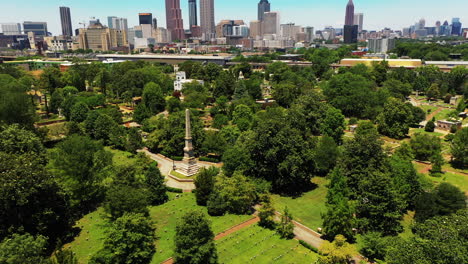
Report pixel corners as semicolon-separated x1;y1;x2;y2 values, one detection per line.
166;186;183;193
299;240;319;253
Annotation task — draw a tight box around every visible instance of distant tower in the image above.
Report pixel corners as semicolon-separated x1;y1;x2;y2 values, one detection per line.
188;0;198;28
353;13;364;32
200;0;215;40
59;6;73;37
139;13;153;25
178;109;199;177
345;0;354;26
166;0;186;40
258;0;271;21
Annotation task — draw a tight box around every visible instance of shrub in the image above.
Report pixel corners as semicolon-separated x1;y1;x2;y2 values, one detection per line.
166;186;183;193
199;157;221;163
299;240;319;253
170;156;184;161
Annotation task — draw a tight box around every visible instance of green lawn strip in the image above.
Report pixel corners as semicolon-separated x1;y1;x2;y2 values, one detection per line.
216;224;319;264
149;193;252;263
434;108;454;121
420;105;438;115
399;211;415;240
105;147;137;167
170;169;197;180
409;128;444;137
64;208;110;264
271;177;328;231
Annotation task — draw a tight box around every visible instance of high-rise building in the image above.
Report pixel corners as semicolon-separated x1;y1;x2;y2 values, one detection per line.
1;23;22;35
345;0;354;26
353;13;363;32
165;0;185;40
435;21;441;35
263;12;280;35
153;18;158;29
233;25;250;37
441;20;451;36
280;23;302;40
78;23;128;51
89;18;100;26
304;26;315;42
188;0;198;28
250;20;263;39
451;18;462;36
59;7;73;37
107;16;117;28
112;18;128;32
200;0;215;40
258;0;271;21
23;21;48;36
344;0;357;43
368;38;395;53
139;13;153;25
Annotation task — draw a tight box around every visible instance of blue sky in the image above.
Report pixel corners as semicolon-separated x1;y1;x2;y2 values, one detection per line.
1;0;467;35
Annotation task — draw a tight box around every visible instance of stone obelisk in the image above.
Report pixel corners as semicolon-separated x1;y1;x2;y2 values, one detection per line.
178;109;199;176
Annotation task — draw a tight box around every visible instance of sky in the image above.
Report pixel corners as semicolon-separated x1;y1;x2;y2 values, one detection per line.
1;0;467;35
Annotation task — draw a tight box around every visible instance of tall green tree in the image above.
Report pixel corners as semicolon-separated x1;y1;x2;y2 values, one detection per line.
194;167;219;206
142;82;165;115
174;211;218;264
70;102;89;123
320;107;346;144
451;127;468;169
145;163;168;206
0;233;48;264
376;98;415;139
410;133;442;161
313;136;339;176
0;74;36;129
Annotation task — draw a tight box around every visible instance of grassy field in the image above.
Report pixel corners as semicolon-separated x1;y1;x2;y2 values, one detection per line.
271;177;328;231
414;163;468;193
409;128;444;137
105;147;137;167
149;193;253;263
420;105;438;115
217;224;319;264
63;208;110;264
434;108;455;121
170;169;197;180
66;193;252;264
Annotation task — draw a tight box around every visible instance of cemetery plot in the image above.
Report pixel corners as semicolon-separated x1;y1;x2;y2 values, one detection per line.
150;193;252;263
216;224;318;264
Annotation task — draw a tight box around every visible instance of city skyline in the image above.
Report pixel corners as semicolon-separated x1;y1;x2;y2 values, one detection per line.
1;0;467;35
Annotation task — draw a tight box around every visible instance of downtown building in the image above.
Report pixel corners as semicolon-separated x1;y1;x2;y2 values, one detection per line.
59;7;73;37
78;23;128;51
1;23;22;35
368;38;396;53
23;21;48;36
343;0;358;43
166;0;185;41
258;0;271;21
200;0;215;40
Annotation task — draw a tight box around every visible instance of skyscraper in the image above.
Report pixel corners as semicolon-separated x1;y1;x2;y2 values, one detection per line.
258;0;271;21
188;0;198;28
107;16;117;28
23;21;48;36
451;18;462;36
139;13;153;25
1;23;21;35
353;13;363;32
59;7;73;37
165;0;185;40
263;12;280;35
344;0;357;43
200;0;215;40
344;0;354;26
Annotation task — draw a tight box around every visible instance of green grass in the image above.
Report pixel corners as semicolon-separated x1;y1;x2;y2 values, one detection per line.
149;193;252;263
425;172;468;193
217;224;319;264
399;211;415;239
271;177;328;231
105;147;137;167
434;108;454;121
64;208;110;264
420;105;438;115
409;128;444;137
170;170;197;180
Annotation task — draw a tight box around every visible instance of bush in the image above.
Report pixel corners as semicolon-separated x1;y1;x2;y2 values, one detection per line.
199;157;221;163
166;186;183;193
299;240;319;253
425;120;435;132
170;156;184;161
450;124;458;134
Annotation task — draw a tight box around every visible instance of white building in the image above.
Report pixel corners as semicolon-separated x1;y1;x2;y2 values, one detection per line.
368;38;396;53
233;25;250;37
1;23;22;35
44;36;73;51
155;27;171;43
304;27;315;42
134;37;156;49
354;13;364;32
280;23;302;40
174;71;204;91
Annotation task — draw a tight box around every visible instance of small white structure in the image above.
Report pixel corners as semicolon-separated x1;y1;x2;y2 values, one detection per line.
174;71;204;91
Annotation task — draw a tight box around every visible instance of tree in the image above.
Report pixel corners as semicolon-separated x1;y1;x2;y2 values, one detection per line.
0;233;48;264
213;71;236;98
272;83;301;108
50;88;65;114
90;213;156;264
49;135;112;212
232;104;253;132
433;183;466;217
0;124;45;157
208;173;256;215
382;79;412;100
93;113;121;145
276;207;295;239
451;127;468;168
50;248;78;264
145;163;168;205
142;82;165;115
166;96;181;113
70;102;89;123
430;151;444;176
174;211;218;264
376;98;415;139
322;167;354;241
233;80;250;101
0;153;72;244
359;232;390;262
426;83;441;100
126;127;143;153
410;133;442;161
258;195;276;229
313;136;339;176
318;235;355;264
133;104;152;124
356;171;404;236
389;156;423;209
194;167;219;206
104;183;150;220
425;119;435;132
320;107;346;144
0;74;37;129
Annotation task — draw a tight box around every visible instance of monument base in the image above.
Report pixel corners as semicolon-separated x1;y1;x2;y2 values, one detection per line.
177;158;199;177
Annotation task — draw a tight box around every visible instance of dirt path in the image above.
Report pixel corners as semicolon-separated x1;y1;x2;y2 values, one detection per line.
161;216;260;264
426;107;443;121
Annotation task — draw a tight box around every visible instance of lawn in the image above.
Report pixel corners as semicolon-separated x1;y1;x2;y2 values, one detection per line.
65;193;252;264
217;224;319;264
425;171;468;193
399;211;415;240
149;193;253;263
170;169;197;180
420;105;438;115
105;147;137;167
434;108;455;121
63;208;110;264
271;177;328;231
409;128;444;137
